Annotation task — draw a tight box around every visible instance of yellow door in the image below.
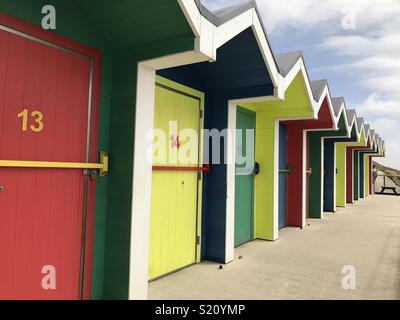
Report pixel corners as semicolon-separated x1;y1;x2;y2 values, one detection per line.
148;78;203;280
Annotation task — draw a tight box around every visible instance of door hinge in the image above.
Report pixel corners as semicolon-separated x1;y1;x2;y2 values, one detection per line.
196;235;201;245
199;109;203;118
83;169;97;180
198;171;202;181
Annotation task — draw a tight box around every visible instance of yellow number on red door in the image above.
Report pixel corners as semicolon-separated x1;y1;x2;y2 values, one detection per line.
18;109;44;132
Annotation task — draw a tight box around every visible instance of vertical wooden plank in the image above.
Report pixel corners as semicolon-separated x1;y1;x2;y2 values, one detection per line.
0;27;95;299
278;123;287;229
234;109;255;246
148;80;202;280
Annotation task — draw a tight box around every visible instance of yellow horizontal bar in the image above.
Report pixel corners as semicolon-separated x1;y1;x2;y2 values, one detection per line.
0;160;104;170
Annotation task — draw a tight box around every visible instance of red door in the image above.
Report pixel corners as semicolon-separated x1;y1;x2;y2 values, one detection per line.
305;132;310;218
0;16;99;300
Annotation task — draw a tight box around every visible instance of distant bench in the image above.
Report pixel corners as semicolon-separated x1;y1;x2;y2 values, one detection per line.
379;187;398;195
377;174;400;195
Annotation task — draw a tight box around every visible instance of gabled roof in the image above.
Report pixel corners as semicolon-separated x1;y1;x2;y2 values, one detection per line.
356;117;366;144
187;1;385;150
364;124;371;144
276;51;303;77
347;109;357;129
370;129;376;148
357;117;364;134
311;80;328;102
331;97;350;136
275;50;337;126
181;0;282;95
347;109;362;141
274;51;317;117
332;97;344;118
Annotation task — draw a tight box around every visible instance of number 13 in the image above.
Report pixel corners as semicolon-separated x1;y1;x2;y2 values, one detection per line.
18;109;44;132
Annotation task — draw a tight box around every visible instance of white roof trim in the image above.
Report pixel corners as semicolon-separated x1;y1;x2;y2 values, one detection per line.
335;100;351;137
315;85;337;130
281;57;318;118
178;1;282;98
357;120;367;146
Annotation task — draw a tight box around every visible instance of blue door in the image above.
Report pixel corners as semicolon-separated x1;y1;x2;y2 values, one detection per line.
278;123;288;229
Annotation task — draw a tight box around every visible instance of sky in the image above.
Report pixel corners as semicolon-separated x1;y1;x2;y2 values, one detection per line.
202;0;400;168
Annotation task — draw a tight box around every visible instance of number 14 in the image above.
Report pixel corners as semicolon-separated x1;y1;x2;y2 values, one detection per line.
18;109;44;132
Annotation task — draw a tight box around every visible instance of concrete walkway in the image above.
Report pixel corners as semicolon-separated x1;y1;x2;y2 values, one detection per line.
149;195;400;300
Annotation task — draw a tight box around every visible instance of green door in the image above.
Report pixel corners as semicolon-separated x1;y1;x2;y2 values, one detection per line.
234;108;256;247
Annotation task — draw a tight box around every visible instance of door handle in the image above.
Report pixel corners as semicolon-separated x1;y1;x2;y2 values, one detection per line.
0;151;109;177
0;186;3;192
253;162;260;176
279;165;291;174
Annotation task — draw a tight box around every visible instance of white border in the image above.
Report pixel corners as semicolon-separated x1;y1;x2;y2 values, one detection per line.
225;102;237;263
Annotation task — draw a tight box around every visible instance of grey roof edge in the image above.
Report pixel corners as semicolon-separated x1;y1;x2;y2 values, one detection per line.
331;96;345;118
310;80;328;102
370;129;376;145
195;1;280;77
357;117;365;136
347;109;357;128
195;0;255;26
364;124;371;140
275;51;303;77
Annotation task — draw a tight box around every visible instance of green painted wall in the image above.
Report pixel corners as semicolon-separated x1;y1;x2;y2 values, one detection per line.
308;115;347;218
335;144;346;207
102;15;194;302
241;72;314;240
1;0;195;299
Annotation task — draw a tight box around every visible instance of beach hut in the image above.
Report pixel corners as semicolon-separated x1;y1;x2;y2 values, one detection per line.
351;124;372;201
345;119;373;202
335;118;367;204
0;0;280;300
308;97;351;215
137;1;288;296
358;128;377;198
277;81;342;223
236;52;317;236
0;0;386;301
334;109;359;208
